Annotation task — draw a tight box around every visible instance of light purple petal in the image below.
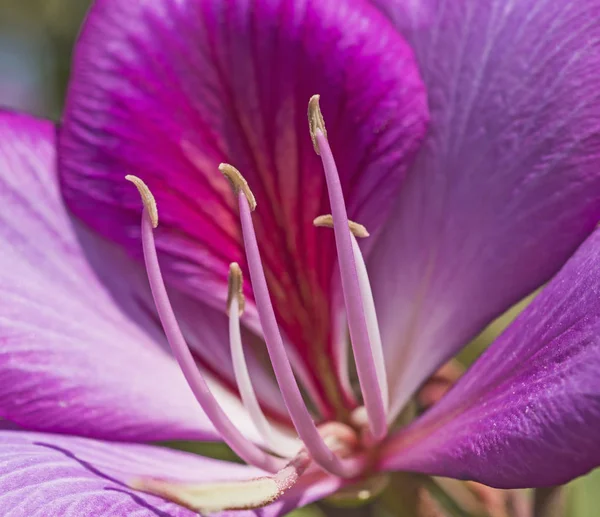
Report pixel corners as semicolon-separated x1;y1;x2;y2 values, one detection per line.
0;430;340;516
367;0;600;417
380;230;600;488
58;0;428;413
0;110;227;441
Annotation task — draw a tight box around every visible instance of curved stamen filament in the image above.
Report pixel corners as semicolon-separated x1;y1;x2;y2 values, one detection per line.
309;97;388;440
235;189;363;478
127;175;284;474
228;264;299;457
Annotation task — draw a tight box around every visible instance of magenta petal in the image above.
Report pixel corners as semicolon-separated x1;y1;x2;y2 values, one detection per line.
367;0;600;416
381;230;600;487
0;430;339;516
0;110;223;441
58;0;428;411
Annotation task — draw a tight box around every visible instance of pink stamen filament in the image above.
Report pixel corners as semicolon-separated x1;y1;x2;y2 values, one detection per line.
350;234;389;411
238;192;364;478
139;206;284;473
315;129;388;440
228;294;299;457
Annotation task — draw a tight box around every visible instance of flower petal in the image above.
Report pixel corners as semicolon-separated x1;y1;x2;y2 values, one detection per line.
0;430;340;516
380;230;600;488
367;0;600;417
0;109;228;441
58;0;428;412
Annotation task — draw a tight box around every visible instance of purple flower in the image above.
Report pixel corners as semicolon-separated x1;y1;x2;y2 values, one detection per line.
1;0;600;515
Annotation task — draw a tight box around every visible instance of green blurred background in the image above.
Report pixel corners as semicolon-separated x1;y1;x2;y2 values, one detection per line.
0;1;598;516
0;0;90;118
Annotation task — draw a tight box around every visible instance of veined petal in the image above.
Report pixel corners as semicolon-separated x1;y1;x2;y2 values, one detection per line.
0;110;228;441
381;230;600;488
367;0;600;417
0;430;339;516
58;0;428;413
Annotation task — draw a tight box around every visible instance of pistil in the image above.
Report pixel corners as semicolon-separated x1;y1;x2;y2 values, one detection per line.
308;96;388;440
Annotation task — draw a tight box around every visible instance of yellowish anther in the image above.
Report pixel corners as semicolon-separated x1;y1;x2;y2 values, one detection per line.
308;94;327;155
219;163;257;211
313;214;370;238
125;175;158;228
227;262;246;316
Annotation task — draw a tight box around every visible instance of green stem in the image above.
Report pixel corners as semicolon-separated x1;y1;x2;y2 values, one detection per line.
379;473;473;517
533;487;564;517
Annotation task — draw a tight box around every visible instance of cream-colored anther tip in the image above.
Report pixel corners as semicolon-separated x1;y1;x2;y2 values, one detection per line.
313;214;369;238
227;262;245;316
308;94;327;155
125;175;158;228
219;163;257;211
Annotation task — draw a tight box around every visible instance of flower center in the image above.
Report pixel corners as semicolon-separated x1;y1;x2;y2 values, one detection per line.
125;96;390;512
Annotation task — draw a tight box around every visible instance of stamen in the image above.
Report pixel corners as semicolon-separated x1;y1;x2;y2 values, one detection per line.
313;214;370;238
222;165;363;478
219;163;257;211
227;262;246;316
308;94;327;155
126;175;158;228
308;97;388;441
126;175;284;474
130;451;311;513
227;263;298;457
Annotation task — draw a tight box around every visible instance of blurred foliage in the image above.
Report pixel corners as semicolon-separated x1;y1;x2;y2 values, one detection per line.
457;291;537;366
160;440;243;463
566;468;600;517
0;0;89;36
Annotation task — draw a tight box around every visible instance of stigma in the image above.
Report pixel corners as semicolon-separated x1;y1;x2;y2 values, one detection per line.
125;96;389;512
